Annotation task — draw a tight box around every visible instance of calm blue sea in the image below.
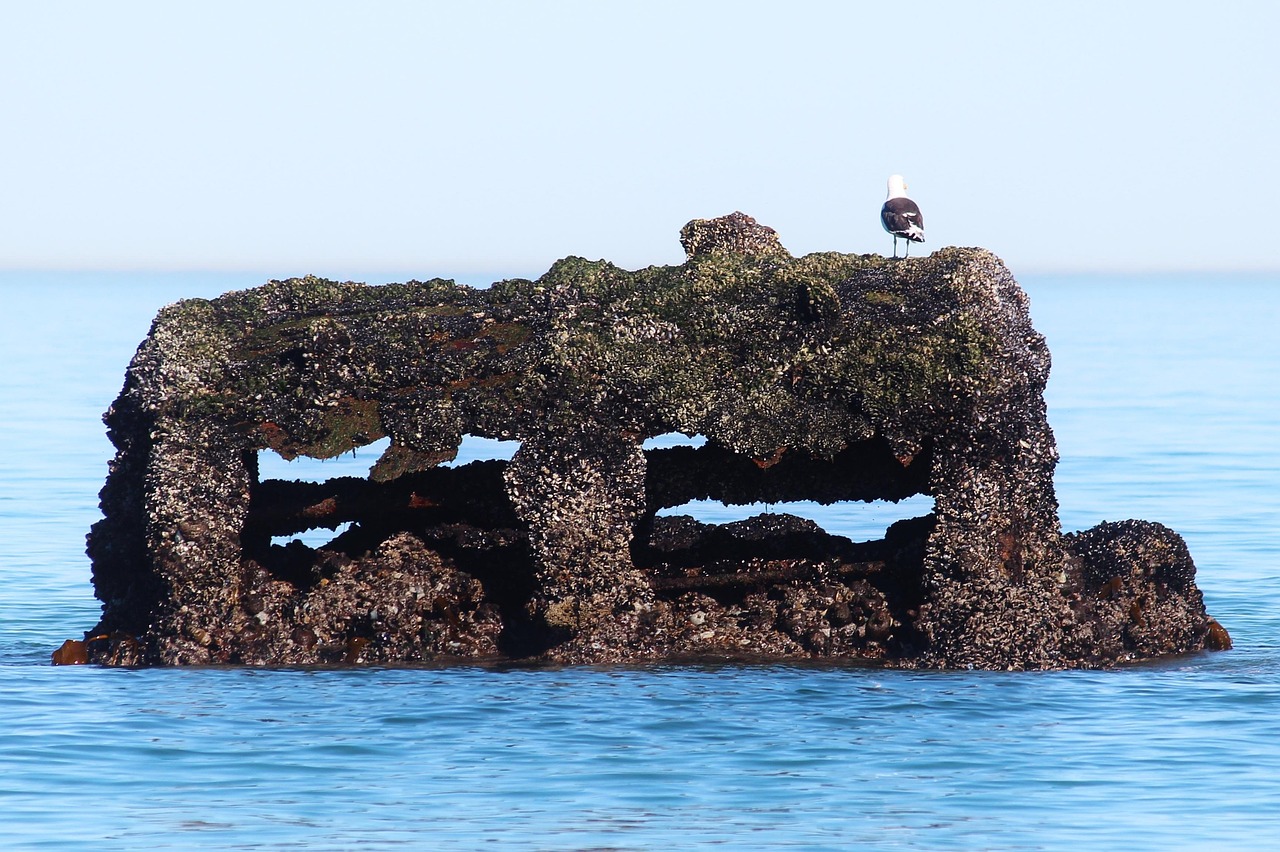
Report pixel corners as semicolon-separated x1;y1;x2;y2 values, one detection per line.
1;269;1278;850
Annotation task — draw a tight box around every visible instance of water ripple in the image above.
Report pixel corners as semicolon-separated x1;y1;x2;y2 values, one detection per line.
3;274;1280;848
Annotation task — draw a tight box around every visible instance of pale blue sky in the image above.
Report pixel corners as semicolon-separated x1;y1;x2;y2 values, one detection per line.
2;1;1276;277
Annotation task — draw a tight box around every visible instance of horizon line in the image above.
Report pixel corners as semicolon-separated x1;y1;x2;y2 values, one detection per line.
2;257;1278;280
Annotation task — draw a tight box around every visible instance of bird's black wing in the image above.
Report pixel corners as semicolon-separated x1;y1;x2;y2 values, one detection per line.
880;197;924;238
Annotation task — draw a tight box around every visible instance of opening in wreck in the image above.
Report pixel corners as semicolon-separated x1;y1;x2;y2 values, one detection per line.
244;430;936;585
255;435;521;549
233;426;940;661
243;433;532;627
644;433;934;542
632;433;935;610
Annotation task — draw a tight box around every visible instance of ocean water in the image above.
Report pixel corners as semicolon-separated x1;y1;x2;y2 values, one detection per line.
1;270;1278;850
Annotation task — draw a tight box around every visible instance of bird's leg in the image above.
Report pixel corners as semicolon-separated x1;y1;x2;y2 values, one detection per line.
892;236;899;258
905;240;911;258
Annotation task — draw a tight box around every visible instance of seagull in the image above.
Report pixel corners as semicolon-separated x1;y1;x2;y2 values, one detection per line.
881;174;925;258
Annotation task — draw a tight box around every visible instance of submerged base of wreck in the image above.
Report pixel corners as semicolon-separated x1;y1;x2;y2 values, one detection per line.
66;455;1228;670
62;213;1230;670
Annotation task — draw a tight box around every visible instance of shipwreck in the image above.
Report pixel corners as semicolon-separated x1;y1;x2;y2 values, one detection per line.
58;213;1230;669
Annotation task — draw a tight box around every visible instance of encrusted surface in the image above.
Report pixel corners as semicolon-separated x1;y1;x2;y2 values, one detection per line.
72;213;1228;669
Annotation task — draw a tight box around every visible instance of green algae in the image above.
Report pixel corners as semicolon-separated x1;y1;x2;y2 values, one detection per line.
147;243;1004;474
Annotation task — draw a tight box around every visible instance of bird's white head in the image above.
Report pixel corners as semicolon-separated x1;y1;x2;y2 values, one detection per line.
886;174;909;199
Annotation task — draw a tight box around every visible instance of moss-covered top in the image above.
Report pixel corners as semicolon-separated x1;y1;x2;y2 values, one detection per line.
518;236;1012;461
134;215;1024;470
